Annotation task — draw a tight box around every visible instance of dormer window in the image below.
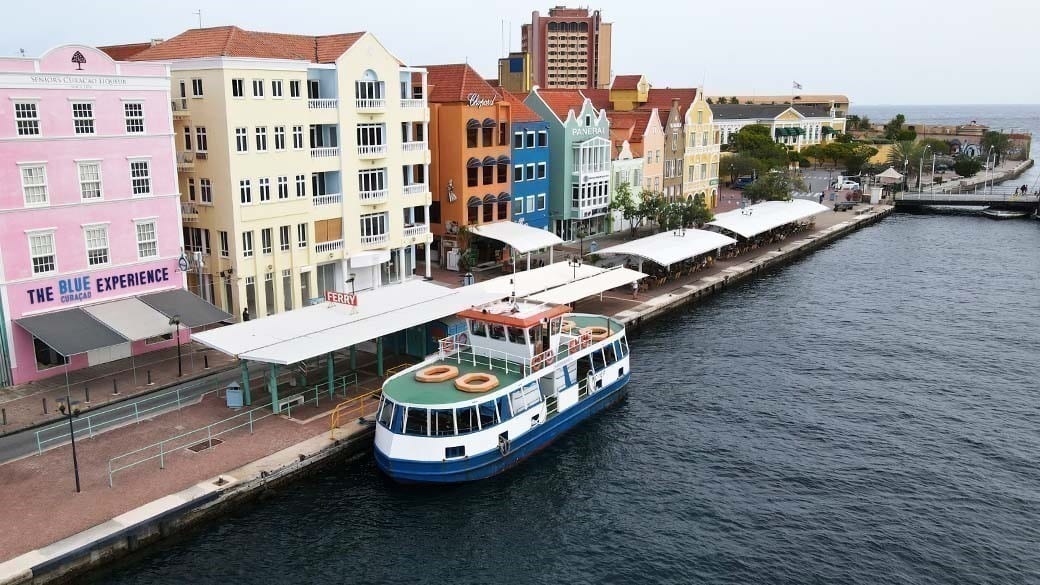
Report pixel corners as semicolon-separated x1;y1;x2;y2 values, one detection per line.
585;115;591;126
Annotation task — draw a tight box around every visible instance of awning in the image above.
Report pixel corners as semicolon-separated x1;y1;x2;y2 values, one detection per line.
350;249;391;268
497;155;511;164
476;262;605;297
527;267;646;305
707;199;829;239
592;229;737;267
466;157;481;168
471;221;564;254
482;118;497;127
15;308;126;356
466;119;480;128
193;280;501;365
138;288;231;328
497;192;511;202
483;194;497;204
82;297;175;341
467;196;482;207
482;156;497;166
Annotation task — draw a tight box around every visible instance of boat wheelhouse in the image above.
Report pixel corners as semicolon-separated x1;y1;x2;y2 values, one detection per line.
374;298;630;483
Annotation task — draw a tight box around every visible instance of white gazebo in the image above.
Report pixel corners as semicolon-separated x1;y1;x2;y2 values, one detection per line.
471;222;564;269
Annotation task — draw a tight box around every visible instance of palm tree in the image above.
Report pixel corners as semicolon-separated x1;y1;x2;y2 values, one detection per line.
887;141;923;187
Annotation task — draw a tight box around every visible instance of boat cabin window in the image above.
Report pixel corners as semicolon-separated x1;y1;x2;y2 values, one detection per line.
404;407;429;436
509;383;542;414
591;348;607;371
620;334;629;357
549;318;561;335
470;320;488;337
431;409;455;436
603;342;617;365
496;395;513;421
456;405;479;434
377;398;395;429
488;324;506;341
478;399;499;428
507;326;525;344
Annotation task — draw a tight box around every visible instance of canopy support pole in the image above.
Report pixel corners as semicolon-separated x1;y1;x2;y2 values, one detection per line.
526;253;531;271
376;337;384;377
424;201;432;280
268;363;280;413
240;360;251;406
327;351;335;398
350;345;357;371
549;246;554;264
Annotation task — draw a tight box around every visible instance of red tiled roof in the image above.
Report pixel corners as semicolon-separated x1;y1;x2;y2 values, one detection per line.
501;90;542;123
531;89;588;121
424;63;501;103
98;42;153;61
639;88;698;113
123;26;365;63
611;75;642;91
582;88;611;111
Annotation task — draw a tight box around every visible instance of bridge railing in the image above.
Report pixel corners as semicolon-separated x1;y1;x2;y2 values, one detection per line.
895;191;1039;203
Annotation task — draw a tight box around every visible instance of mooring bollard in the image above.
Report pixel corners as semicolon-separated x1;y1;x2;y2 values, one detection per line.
147;370;153;385
113;379;119;395
42;397;48;415
84;386;90;404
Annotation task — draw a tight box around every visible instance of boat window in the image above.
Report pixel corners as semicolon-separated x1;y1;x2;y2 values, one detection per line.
478;400;498;428
377;398;395;429
431;409;455;436
497;395;513;421
404;407;429;436
620;334;629;357
603;342;617;365
445;445;466;458
591;348;607;371
507;326;525;344
456;405;478;434
471;320;488;337
488;324;506;341
390;401;405;433
511;383;541;414
529;324;542;343
550;318;561;335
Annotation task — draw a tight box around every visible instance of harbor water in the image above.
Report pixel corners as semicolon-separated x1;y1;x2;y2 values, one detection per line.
87;211;1040;584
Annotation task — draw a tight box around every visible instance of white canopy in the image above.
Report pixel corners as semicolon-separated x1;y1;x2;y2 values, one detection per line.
475;262;605;298
471;222;563;254
527;267;646;305
82;297;175;341
877;166;904;184
590;229;736;267
707;199;828;239
192;280;500;365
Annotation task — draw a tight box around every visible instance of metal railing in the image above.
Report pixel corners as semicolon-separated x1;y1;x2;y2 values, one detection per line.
895;191;1038;203
107;374;358;487
329;389;381;439
437;334;529;376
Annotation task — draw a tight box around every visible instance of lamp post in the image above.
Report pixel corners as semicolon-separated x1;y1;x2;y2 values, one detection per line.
169;315;182;377
930;153;936;193
568;257;582;280
58;386;82;493
918;145;931;190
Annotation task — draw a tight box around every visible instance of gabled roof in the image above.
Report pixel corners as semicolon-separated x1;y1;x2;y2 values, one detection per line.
97;42;153;61
424;63;501;104
640;88;698;113
611;75;643;91
501;90;543;123
711;103;834;121
530;88;589;121
118;26;365;63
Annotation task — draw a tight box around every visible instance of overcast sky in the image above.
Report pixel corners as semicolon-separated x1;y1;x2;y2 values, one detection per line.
4;0;1036;105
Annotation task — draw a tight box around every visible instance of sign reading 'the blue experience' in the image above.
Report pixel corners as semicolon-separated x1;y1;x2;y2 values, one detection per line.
25;267;171;306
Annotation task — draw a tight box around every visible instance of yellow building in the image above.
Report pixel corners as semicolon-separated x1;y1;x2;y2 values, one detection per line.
108;27;432;320
682;92;721;207
712;104;846;152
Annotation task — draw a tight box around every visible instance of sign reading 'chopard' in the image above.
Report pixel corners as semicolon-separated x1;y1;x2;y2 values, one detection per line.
467;93;496;107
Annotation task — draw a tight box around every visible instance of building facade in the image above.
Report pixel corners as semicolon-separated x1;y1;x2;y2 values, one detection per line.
524;89;610;240
521;7;612;90
661;98;685;201
425;64;512;268
712;104;846;151
107;27;433;319
682;92;721;207
609;141;643;232
497;52;532;94
0;45;185;385
709;94;850;118
503;92;550;230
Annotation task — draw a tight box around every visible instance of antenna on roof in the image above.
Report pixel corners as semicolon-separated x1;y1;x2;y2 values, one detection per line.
193;9;202;29
18;48;25;57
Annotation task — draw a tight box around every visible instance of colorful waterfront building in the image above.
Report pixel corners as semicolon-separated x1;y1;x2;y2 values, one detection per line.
682;92;721;207
102;27;433;319
609;141;644;232
711;104;846;151
424;64;512;268
523;89;611;240
0;45;219;385
501;91;549;230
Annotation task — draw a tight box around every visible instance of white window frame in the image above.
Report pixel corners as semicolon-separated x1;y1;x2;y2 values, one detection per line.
231;78;244;98
242;231;254;258
19;163;48;207
71;101;95;135
27;230;57;275
279;225;291;251
277;176;288;200
135;219;159;260
526;163;536;181
240;179;252;204
359;212;389;239
235;127;248;152
526;195;535;213
14;101;40;136
195;126;208;152
219;230;230;258
83;223;110;266
537;193;546;210
255;126;268;151
258;177;271;202
252;79;264;98
200;178;213;204
273;125;286;151
77;160;103;201
129;158;152;196
514;132;524;149
191;78;204;97
289;80;301;99
271;79;283;98
292;125;304;149
297;223;308;248
261;227;273;255
295;174;306;197
124;102;145;134
537;162;547;180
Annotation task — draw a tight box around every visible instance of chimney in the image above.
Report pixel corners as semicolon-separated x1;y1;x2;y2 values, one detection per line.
149;38;163;47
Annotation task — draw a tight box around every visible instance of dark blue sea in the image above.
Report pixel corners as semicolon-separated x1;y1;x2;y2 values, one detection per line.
89;108;1040;585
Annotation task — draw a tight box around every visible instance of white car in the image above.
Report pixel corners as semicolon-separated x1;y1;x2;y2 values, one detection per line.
832;180;860;190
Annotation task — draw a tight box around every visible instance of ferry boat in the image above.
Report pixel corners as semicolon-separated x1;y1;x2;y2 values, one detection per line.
374;298;631;483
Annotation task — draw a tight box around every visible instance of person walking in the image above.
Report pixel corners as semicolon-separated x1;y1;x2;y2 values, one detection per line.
242;307;250;322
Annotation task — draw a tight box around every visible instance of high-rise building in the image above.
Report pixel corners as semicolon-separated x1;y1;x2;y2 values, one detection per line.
102;26;433;320
521;6;612;90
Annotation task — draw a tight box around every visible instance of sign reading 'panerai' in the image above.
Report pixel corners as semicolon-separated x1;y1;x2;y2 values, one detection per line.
24;267;171;306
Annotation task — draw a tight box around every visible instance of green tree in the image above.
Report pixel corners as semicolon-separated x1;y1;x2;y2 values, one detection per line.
744;172;802;202
883;114;910;140
953;155;983;178
637;191;666;231
918;138;951;156
728;96;739;104
705;97;713;105
724;153;760;183
609;182;641;237
731;125;789;170
981;131;1011;166
886;140;924;186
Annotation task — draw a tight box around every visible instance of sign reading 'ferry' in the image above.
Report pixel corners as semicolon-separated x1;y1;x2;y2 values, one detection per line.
24;267;171;306
467;93;496;107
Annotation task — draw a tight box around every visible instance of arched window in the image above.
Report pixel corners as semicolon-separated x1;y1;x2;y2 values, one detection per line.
355;69;383;104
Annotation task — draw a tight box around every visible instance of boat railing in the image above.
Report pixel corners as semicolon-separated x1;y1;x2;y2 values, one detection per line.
437;333;527;376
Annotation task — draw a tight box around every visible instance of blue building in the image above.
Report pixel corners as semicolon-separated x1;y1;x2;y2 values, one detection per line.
504;92;550;230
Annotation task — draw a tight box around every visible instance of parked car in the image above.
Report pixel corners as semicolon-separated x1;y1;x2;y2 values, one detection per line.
831;180;860;190
734;176;755;190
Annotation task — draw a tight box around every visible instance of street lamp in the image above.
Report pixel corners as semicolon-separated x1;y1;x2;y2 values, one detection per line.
169;315;182;377
568;256;582;280
57;387;82;493
918;145;931;190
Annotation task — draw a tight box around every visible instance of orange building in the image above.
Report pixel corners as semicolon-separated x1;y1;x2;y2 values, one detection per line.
425;64;513;268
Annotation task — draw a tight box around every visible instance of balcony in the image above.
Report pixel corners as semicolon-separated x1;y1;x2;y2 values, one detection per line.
403;224;428;239
181;202;199;222
360;233;389;248
358;189;388;204
402;183;427;195
311;147;340;158
400;98;424;108
177;151;194;170
312;193;342;206
308;98;338;109
314;239;344;254
171;99;190;118
573;162;610;177
357;144;388;159
356;98;386;112
402;141;426;152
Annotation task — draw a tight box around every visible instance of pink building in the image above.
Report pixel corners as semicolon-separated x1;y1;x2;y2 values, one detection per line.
0;45;227;386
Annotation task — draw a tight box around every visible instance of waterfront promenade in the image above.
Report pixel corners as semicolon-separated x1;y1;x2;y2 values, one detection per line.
0;202;891;584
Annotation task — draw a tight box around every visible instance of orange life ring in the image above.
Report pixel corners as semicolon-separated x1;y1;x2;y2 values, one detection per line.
560;319;577;333
454;372;500;393
581;326;610;342
415;365;459;383
568;338;580;354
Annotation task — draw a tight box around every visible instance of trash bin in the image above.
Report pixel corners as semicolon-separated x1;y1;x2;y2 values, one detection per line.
463;272;475;286
225;382;243;409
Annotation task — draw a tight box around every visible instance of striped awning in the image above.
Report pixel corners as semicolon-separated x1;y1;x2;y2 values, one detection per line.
467;196;482;207
482;118;497;127
466;119;480;128
466;157;482;168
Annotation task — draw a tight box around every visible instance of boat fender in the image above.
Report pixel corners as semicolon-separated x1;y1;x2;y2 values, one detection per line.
498;435;510;456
